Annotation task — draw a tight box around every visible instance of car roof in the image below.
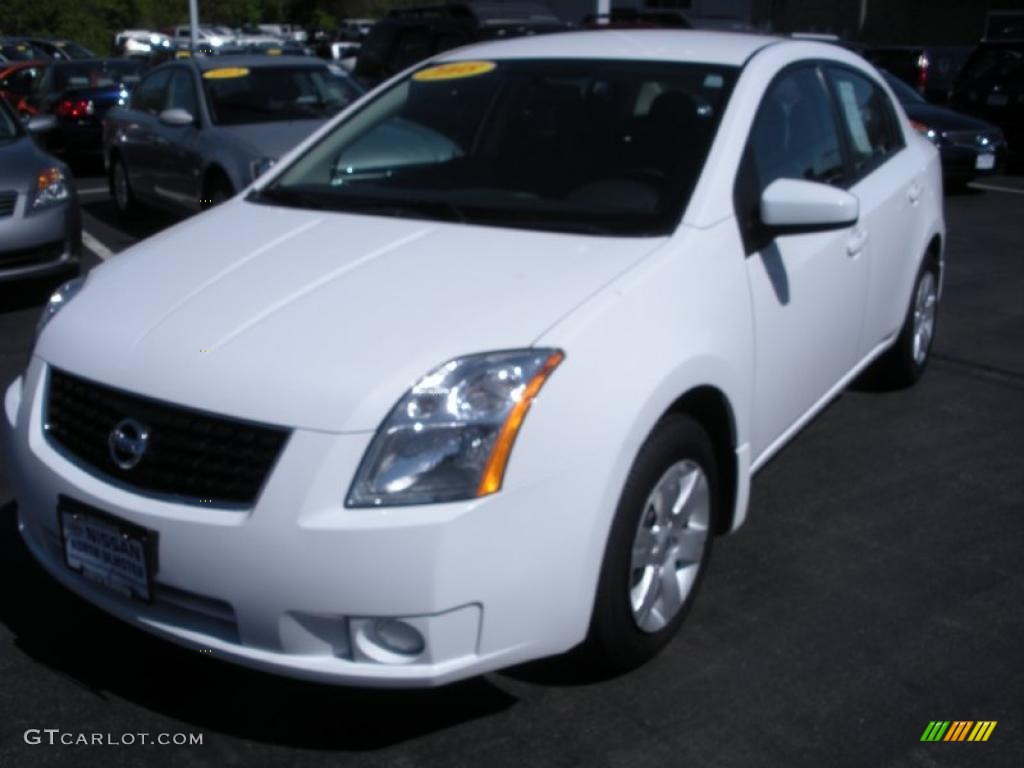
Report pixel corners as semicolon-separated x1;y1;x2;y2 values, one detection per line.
436;29;781;67
189;54;326;71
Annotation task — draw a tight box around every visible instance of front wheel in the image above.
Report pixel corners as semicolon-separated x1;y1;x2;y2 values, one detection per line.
582;414;718;674
871;258;940;387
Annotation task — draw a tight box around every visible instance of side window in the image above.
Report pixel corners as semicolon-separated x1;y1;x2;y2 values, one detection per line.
131;69;172;114
826;67;904;177
749;66;845;191
167;69;199;117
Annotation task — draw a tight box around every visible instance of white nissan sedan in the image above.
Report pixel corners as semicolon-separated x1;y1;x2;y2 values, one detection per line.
3;30;944;687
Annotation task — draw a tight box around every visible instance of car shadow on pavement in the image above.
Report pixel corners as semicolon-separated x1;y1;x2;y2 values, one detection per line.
0;272;78;315
81;199;178;243
0;499;519;750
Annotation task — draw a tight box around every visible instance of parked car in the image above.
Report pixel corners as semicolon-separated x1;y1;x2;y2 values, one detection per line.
103;56;363;217
863;45;972;104
114;29;174;57
0;98;80;282
0;60;47;111
354;2;567;85
170;25;233;51
20;38;95;61
949;40;1024;164
881;70;1006;188
5;30;945;687
19;59;145;159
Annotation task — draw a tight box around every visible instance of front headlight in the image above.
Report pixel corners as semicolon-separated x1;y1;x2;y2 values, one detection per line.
35;276;84;344
32;167;71;210
347;349;564;507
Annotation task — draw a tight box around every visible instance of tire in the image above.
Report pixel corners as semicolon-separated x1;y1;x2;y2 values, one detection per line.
202;175;233;210
582;414;719;674
871;257;940;388
109;156;138;218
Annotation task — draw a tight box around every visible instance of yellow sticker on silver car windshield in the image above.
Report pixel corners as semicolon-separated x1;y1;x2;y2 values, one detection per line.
413;61;496;82
202;67;250;80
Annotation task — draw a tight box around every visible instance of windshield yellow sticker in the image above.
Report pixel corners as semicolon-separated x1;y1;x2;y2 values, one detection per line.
266;48;282;55
203;67;250;80
413;61;496;82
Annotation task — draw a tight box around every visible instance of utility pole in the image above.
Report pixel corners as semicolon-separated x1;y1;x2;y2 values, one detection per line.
190;0;200;52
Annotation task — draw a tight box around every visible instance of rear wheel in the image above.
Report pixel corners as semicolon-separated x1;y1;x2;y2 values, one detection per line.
582;414;718;673
871;257;940;387
109;156;137;218
202;175;234;210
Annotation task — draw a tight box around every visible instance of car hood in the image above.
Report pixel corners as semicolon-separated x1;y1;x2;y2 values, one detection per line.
902;102;996;131
0;135;55;189
39;199;665;432
217;120;327;160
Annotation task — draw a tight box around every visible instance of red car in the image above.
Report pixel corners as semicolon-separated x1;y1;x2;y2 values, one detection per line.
0;59;48;114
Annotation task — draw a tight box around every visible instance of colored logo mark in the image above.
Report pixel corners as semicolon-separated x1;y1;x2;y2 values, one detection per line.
921;721;997;742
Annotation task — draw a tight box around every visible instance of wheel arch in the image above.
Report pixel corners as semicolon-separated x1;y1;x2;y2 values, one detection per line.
661;384;739;536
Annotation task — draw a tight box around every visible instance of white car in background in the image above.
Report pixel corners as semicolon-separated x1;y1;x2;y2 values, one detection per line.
4;30;944;687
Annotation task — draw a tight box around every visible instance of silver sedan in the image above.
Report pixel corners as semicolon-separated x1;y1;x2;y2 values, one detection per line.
102;55;363;217
0;99;80;283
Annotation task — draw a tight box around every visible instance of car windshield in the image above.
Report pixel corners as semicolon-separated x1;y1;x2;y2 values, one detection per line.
961;45;1024;80
51;60;144;90
202;65;363;124
258;58;737;236
56;41;95;58
882;71;925;104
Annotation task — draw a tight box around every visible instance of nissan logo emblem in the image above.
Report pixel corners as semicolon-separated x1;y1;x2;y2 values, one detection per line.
108;417;150;470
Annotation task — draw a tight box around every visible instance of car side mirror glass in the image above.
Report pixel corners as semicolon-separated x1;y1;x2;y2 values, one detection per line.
26;114;57;134
159;108;195;127
760;178;859;233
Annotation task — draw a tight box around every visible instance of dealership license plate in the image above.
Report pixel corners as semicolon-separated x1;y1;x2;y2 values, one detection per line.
58;498;154;602
976;153;996;170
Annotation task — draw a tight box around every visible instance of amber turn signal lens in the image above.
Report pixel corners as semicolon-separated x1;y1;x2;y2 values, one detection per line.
477;350;564;496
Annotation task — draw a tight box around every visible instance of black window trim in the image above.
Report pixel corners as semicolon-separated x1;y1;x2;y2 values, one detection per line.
732;59;854;256
821;61;907;187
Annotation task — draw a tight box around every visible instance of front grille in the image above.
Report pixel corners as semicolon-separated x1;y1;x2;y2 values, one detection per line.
944;129;1002;149
0;239;64;269
45;368;290;507
0;190;16;218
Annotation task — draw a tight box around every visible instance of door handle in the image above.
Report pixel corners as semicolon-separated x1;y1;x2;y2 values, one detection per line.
846;227;868;257
908;182;922;205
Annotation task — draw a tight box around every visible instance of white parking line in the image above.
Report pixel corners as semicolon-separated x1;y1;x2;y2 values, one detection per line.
968;182;1024;196
82;231;115;261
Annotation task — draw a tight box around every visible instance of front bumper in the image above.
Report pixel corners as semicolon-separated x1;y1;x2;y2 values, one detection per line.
938;142;1008;182
3;362;603;687
0;193;81;282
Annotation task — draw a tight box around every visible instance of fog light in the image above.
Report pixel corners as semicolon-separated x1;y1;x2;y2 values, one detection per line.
370;619;425;656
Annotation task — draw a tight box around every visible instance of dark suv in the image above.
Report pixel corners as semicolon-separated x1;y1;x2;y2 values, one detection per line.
950;41;1024;162
354;2;567;86
862;46;972;104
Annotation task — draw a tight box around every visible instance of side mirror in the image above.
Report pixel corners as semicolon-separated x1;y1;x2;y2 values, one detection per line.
760;178;859;233
26;114;57;134
158;108;195;127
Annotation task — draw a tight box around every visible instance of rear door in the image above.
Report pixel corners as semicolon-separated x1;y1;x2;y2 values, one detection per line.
115;67;172;200
824;65;921;355
735;64;869;461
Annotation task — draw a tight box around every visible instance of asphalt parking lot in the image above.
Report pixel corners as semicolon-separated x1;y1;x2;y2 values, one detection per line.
0;169;1021;768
